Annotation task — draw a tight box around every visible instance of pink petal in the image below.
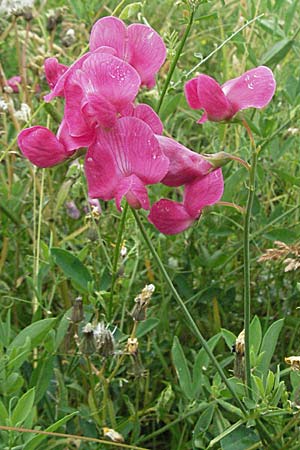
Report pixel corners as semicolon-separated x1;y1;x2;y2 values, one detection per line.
108;117;169;184
196;74;233;121
184;168;224;218
7;75;21;93
44;52;90;102
115;174;150;211
222;66;276;114
148;199;194;235
89;16;127;56
18;126;69;168
184;77;202;109
44;58;68;91
132;104;163;134
84;139;121;201
157;136;213;186
67;53;140;130
57;119;94;151
64;82;92;137
127;24;166;88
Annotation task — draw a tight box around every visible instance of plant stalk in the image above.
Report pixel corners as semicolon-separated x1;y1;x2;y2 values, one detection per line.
156;8;195;113
131;208;247;414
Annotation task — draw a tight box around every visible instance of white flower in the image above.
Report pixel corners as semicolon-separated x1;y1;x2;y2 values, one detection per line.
14;103;31;122
0;0;34;16
0;98;8;112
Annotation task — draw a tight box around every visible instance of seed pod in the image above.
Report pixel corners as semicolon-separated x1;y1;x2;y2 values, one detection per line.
80;323;96;355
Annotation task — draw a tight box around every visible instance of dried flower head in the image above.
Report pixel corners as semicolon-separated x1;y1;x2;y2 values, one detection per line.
70;297;84;323
94;322;115;357
80;322;96;355
258;240;300;272
102;427;124;443
285;356;300;371
0;0;34;17
232;329;245;380
126;337;139;356
131;284;155;321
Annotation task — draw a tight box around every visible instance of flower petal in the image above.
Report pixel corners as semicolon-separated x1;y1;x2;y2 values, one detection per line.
84;139;121;201
7;75;21;93
132;104;163;134
107;117;169;184
57;119;93;151
44;57;68;91
18;126;69;168
127;24;166;88
195;74;233;121
222;66;276;114
89;16;127;56
184;168;224;218
148;199;194;235
157;136;213;186
115;174;150;211
184;77;202;109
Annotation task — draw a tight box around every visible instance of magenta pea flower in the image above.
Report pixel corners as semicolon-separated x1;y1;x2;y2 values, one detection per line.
157;136;214;187
89;16;166;88
185;66;276;123
44;57;68;92
7;75;21;93
148;169;224;235
64;52;141;136
17;120;83;168
85;116;169;211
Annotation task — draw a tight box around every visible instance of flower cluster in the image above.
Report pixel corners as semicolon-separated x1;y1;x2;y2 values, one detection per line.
18;16;275;235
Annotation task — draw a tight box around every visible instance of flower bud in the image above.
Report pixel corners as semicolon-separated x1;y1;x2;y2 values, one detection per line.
80;323;96;355
70;296;84;323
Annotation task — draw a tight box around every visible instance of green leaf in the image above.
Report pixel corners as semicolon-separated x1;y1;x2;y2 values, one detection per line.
8;318;56;353
194;403;215;436
0;399;8;423
136;318;159;338
172;336;193;400
249;316;262;356
263;228;298;244
30;356;54;403
11;388;35;427
257;319;284;377
193;333;221;396
260;38;293;66
220;425;259;450
23;411;78;450
221;328;236;350
51;248;93;293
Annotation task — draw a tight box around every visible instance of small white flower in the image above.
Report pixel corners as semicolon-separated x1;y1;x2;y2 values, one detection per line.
0;98;8;112
14;103;31;122
0;0;34;16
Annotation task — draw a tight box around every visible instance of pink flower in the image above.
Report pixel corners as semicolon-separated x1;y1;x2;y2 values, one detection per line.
44;57;68;91
85;117;169;211
157;136;214;186
64;52;141;137
122;103;163;134
185;66;276;123
148;169;224;235
18;121;79;168
7;76;21;93
89;16;166;88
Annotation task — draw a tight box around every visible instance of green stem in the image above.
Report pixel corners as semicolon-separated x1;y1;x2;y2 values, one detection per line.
86;356;102;425
242;119;257;399
108;203;128;319
156;8;195;113
131;208;247;414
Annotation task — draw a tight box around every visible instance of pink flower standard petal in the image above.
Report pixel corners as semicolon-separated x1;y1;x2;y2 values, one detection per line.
184;77;202;109
184;169;224;218
89;16;166;88
89;16;127;55
66;53;141;131
127;24;166;88
57;119;94;151
157;136;213;187
148;199;194;235
18;126;69;168
222;66;276;115
85;117;169;210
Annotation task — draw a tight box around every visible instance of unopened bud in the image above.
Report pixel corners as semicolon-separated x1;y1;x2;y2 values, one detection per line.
203;152;232;169
70;297;84;323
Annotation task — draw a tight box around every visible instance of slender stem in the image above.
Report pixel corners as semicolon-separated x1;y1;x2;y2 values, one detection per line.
108;203;128;319
131;208;247;414
242;119;258;399
156;8;195;113
86;356;102;425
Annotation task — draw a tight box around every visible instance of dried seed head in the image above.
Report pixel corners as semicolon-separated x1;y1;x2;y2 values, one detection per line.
131;284;155;321
94;323;115;357
70;297;84;323
80;322;96;355
234;329;245;356
62;28;76;47
103;427;124;443
285;356;300;371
